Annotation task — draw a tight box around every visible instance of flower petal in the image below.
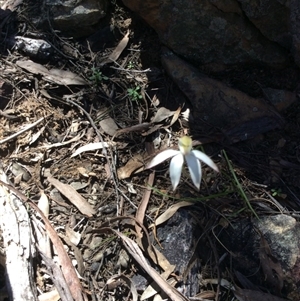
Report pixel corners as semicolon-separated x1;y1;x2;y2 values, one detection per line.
147;149;180;169
170;153;184;190
185;152;201;189
191;150;219;172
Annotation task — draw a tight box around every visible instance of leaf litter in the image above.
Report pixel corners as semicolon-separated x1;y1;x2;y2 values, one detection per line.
0;1;300;301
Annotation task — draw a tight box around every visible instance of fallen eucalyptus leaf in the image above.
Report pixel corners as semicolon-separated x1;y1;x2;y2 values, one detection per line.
38;190;49;218
38;289;60;301
65;226;81;246
169;106;182;127
101;31;130;66
47;175;96;217
70;181;89;190
71;142;112;157
117;154;146;179
152;201;194;227
16;60;87;85
151;107;177;123
114;122;152;138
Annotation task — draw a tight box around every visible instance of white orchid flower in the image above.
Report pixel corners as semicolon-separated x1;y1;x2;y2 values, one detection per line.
147;136;219;190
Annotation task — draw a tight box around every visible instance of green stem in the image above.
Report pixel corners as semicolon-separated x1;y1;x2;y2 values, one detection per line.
222;150;259;219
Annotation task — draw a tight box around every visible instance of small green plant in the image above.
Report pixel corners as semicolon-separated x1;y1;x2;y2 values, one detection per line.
89;67;108;85
127;61;135;69
271;188;282;196
127;86;143;102
271;188;287;199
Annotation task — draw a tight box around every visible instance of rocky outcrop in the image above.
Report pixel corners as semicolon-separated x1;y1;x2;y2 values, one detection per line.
290;0;300;67
122;0;300;70
238;0;291;48
48;0;107;37
161;48;285;142
221;214;300;300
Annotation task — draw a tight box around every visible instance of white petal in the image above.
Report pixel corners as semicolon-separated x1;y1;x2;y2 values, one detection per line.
147;149;180;169
191;150;219;172
169;153;184;190
185;152;201;189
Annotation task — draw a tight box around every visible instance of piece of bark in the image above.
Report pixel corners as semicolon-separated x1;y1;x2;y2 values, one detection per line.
0;166;38;301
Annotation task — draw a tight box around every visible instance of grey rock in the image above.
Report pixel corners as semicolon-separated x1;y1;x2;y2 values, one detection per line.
161;48;283;142
237;0;291;48
255;215;299;271
262;87;297;112
121;0;299;69
155;209;201;297
131;209;201;297
220;214;300;299
14;36;53;60
123;0;289;70
46;0;108;37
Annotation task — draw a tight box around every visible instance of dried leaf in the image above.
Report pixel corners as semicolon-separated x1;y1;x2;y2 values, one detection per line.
234;270;260;291
141;270;173;300
1;0;23;11
116;249;130;269
61;233;85;276
38;289;60;301
41;132;85;149
141;123;164;136
107;275;138;301
47;68;87;85
114;122;152;138
66;226;81;246
32;216;51;258
47;175;96;217
135;139;156;240
93;215;172;269
0;116;45;146
38;190;49;218
30;126;45;145
101;31;130;66
153;201;194;227
89;220;188;301
104;162;112;178
70;121;81;133
126;183;137;194
16;60;87;85
135;171;155;239
169;106;182;127
106;228;189;301
76;167;89;178
150;245;175;273
117;153;145;179
153;294;164;301
71;142;112;158
151;107;177;123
